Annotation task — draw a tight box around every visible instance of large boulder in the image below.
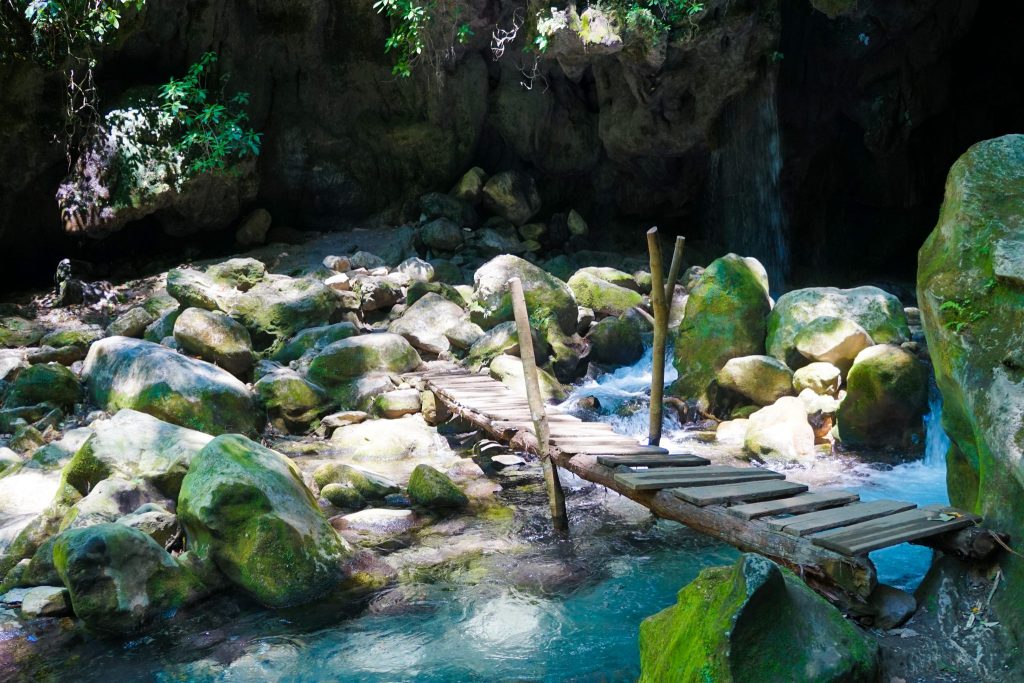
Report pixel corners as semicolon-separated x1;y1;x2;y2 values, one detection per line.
918;135;1024;636
166;268;237;312
226;275;337;349
307;334;421;386
3;362;81;409
792;362;842;397
744;396;816;463
388;293;468;356
0;317;45;348
173;308;254;378
488;354;566;401
716;355;794;407
671;255;772;408
567;270;643;317
793;316;874;373
767;287;910;369
836;345;927;450
638;553;878;682
82;337;259;436
330;414;450;462
420;218;465;253
586;315;643;367
178;434;352;607
62;410;212;498
52;524;205;634
407;464;468;509
270;322;360;364
254;368;333;433
481;170;541;225
471;255;577;335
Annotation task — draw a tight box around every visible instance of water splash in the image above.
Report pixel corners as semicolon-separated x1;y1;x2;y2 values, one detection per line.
923;381;951;466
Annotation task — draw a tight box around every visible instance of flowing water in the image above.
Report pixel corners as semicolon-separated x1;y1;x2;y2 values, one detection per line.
7;348;951;681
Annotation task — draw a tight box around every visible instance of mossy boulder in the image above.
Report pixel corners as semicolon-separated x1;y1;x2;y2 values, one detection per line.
374;389;421;419
58;477;167;532
407;464;468;509
576;266;642;292
567;270;643;317
270;322;360;364
254;368;333;433
62;409;213;499
471;255;577;336
716;355;794;407
177;434;353;608
793;316;874;373
586;315;644;367
166;268;236;312
767;287;909;369
4;363;81;409
320;483;364;510
226;275;337;350
106;307;155;338
836;345;927;450
466;320;550;368
0;317;45;348
313;462;400;499
420;217;465;253
173;308;254;378
918;135;1024;637
481;170;541;225
638;553;878;682
206;257;266;291
40;326;104;349
307;334;421;388
82;337;259;436
671;254;772;409
53;523;206;635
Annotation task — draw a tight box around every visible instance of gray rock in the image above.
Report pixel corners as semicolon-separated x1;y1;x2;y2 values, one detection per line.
471;255;577;335
450;167;487;204
716;355;794;407
794;316;874;372
420;218;465;253
374;389;421;419
106;307;156;338
174;308;254;377
235;208;272;246
19;585;69;618
744;396;816;463
254;368;333;433
419;192;477;227
116;503;179;547
481;171;541;225
389;293;468;355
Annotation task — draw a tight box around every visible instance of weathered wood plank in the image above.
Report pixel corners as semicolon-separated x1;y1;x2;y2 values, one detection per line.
615;467;784;492
768;500;917;537
596;454;710;468
672;480;809;507
559;445;672;456
727;491;861;521
812;505;982;556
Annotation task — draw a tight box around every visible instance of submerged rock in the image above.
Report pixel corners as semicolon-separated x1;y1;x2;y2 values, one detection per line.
638;553;878;682
178;434;352;608
767;286;909;369
82;337;259;436
53;523;206;634
671;255;771;408
313;462;399;500
836;345;927;450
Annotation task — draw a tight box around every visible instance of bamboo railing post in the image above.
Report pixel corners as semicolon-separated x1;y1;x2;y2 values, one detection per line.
647;228;668;447
664;235;686;303
509;277;569;533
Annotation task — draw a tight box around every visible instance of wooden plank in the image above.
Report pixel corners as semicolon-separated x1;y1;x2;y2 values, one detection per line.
615;467;783;492
558;445;671;456
596;454;710;468
727;491;861;521
768;500;917;537
812;505;982;556
671;480;809;507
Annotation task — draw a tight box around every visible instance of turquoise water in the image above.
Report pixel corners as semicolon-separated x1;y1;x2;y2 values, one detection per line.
8;348;950;681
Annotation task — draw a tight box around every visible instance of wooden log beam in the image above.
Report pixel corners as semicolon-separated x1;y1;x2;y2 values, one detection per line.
647;227;668;447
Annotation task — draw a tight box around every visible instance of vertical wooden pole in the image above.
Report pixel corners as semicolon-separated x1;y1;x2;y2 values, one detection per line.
664;236;686;303
509;277;569;533
647;228;668;447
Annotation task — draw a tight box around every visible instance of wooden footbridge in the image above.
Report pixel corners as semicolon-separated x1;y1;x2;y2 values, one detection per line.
405;367;1001;613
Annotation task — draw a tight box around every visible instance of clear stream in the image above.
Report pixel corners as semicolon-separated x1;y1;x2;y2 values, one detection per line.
12;348;950;682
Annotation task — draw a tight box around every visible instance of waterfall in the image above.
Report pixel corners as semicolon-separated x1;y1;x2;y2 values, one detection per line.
706;70;790;292
923;382;951;467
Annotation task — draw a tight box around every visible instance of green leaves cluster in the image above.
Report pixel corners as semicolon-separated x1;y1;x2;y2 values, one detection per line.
158;52;262;175
1;0;144;64
940;298;990;334
373;0;472;78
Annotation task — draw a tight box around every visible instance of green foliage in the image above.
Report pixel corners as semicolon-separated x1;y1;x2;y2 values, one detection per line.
372;0;469;78
940;298;990;334
158;52;262;175
1;0;144;65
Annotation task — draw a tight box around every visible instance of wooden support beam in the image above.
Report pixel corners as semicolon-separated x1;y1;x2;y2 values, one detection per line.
510;277;569;534
647;227;668;447
664;235;686;306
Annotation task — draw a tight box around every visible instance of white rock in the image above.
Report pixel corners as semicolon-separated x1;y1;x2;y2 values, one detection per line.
743;396;816;463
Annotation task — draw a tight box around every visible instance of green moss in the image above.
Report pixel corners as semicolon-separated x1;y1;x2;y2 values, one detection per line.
4;363;81;409
407;464;468;509
40;327;103;349
567;270;643;317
